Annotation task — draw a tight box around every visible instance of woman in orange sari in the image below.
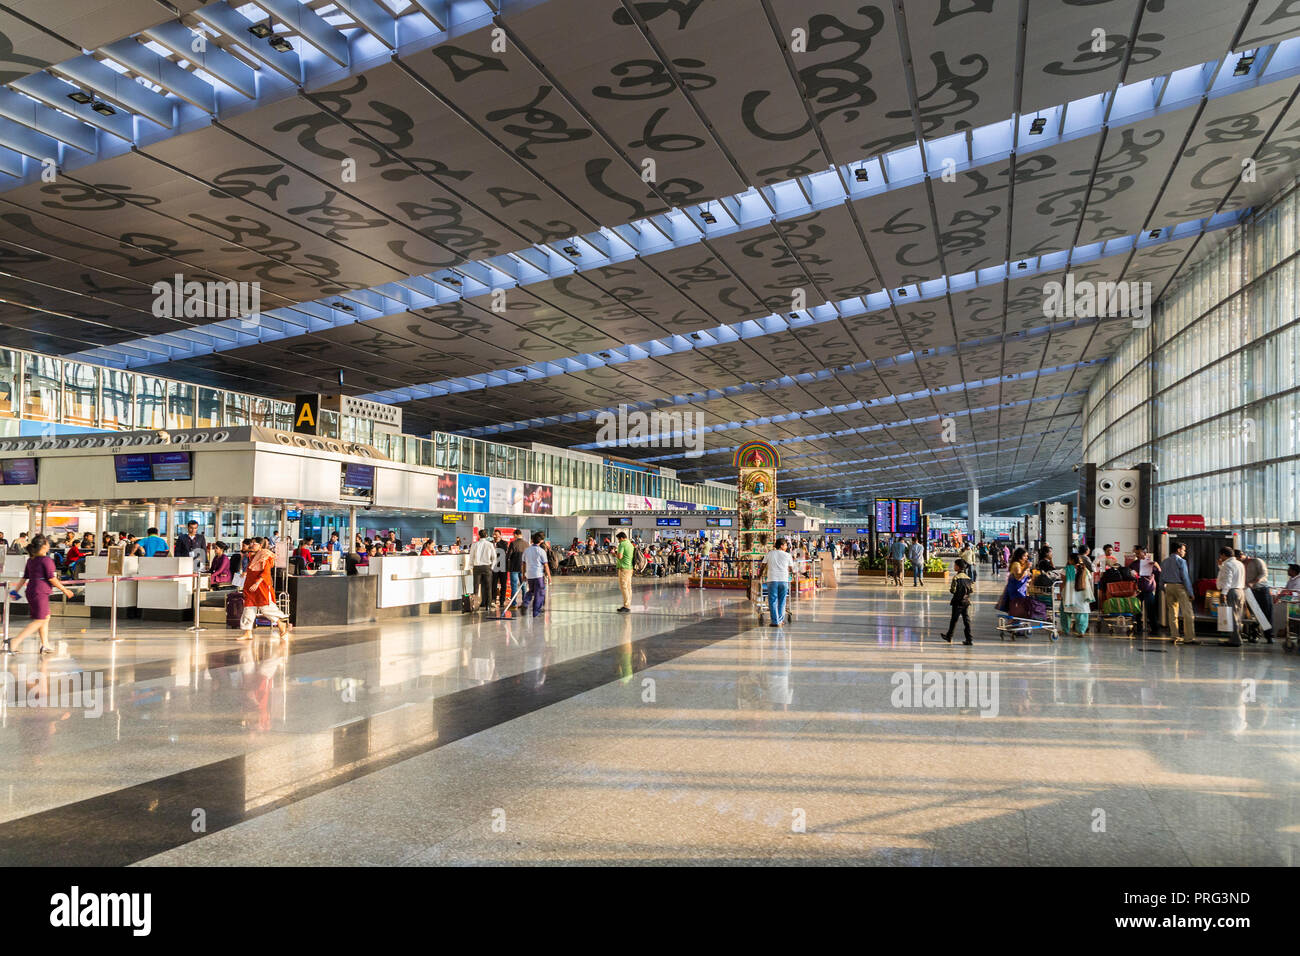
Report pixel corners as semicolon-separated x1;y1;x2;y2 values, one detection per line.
238;537;290;642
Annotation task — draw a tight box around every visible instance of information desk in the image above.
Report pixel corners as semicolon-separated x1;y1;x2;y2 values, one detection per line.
373;554;470;609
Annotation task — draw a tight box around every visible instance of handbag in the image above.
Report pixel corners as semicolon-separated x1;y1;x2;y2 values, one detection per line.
1217;605;1235;632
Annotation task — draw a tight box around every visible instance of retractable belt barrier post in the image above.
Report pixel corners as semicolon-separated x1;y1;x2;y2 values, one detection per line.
17;572;212;643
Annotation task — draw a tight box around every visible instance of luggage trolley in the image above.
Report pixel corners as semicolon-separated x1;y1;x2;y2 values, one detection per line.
996;578;1061;641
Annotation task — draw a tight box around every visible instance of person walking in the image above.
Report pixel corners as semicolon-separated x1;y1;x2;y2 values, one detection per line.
1164;542;1198;644
238;537;289;642
523;531;550;618
889;536;907;587
909;537;925;587
5;535;73;655
1216;546;1245;647
759;536;795;627
615;531;635;612
470;530;497;611
940;558;974;644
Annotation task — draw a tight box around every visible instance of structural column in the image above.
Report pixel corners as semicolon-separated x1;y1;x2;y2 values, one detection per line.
348;506;357;553
242;502;253;541
967;487;980;543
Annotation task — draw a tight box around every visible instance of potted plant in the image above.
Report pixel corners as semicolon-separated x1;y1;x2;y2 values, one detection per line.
857;554;890;576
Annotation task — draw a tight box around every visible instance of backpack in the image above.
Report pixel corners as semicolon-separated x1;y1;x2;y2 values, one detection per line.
634;548;648;572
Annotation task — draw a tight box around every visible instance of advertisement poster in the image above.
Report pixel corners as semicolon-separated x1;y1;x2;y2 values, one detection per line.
490;478;522;515
457;473;490;513
436;473;458;510
522;483;553;515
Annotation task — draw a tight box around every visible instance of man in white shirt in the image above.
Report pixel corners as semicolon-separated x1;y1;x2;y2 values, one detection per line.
1216;546;1245;647
522;531;550;618
759;537;796;628
470;531;497;611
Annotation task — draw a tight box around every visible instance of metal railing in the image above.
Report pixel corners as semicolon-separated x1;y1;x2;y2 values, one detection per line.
2;571;211;645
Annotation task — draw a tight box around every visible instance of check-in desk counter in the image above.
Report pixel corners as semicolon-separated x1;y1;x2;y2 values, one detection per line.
375;554;470;615
84;555;140;608
288;571;378;626
137;557;203;613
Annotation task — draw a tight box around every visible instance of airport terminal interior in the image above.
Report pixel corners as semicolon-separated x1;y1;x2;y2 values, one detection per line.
0;0;1298;870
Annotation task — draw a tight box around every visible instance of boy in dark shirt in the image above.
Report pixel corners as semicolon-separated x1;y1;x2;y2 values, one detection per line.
941;559;975;645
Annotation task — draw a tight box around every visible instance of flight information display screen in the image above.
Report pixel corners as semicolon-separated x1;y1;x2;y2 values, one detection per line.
874;498;895;533
0;458;37;485
895;498;922;535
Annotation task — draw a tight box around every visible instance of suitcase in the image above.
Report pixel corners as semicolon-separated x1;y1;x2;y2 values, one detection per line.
225;591;245;629
461;593;481;613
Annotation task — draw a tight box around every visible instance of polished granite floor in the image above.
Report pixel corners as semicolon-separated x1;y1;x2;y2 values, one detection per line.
2;566;1297;866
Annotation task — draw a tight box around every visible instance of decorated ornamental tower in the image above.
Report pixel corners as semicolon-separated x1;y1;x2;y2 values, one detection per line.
733;439;780;559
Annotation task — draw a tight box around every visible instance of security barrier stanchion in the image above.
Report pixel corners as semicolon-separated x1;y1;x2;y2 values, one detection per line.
187;572;206;632
109;574;119;643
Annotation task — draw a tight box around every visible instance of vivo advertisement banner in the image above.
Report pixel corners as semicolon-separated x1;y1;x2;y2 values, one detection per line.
457;474;490;513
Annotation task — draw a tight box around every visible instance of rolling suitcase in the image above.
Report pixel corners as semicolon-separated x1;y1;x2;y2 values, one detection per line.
225;591;245;629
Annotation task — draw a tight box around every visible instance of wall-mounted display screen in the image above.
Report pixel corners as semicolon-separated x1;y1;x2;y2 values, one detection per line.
522;482;553;515
436;473;458;510
0;458;37;485
115;451;192;482
341;463;375;498
608;516;633;526
825;527;842;534
855;527;870;535
705;517;733;527
655;517;681;526
775;518;785;527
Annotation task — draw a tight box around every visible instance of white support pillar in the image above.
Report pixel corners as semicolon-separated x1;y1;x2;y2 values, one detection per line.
968;487;980;543
348;505;357;553
27;503;38;537
242;502;253;541
213;501;224;541
95;505;107;538
147;502;158;532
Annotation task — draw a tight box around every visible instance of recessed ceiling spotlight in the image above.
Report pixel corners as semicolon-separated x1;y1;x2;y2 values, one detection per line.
248;21;274;39
700;206;716;225
91;101;116;116
563;245;580;257
443;276;461;286
1029;116;1046;135
689;332;701;340
67;90;93;105
268;35;294;53
1149;228;1161;239
854;167;869;182
598;351;611;358
331;301;354;312
896;288;906;297
1234;54;1255;76
1017;261;1027;270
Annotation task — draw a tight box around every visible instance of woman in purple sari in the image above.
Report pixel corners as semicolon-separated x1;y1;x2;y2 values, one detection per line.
996;547;1040;619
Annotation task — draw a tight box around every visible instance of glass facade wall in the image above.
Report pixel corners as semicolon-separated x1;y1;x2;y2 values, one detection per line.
1084;177;1300;579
